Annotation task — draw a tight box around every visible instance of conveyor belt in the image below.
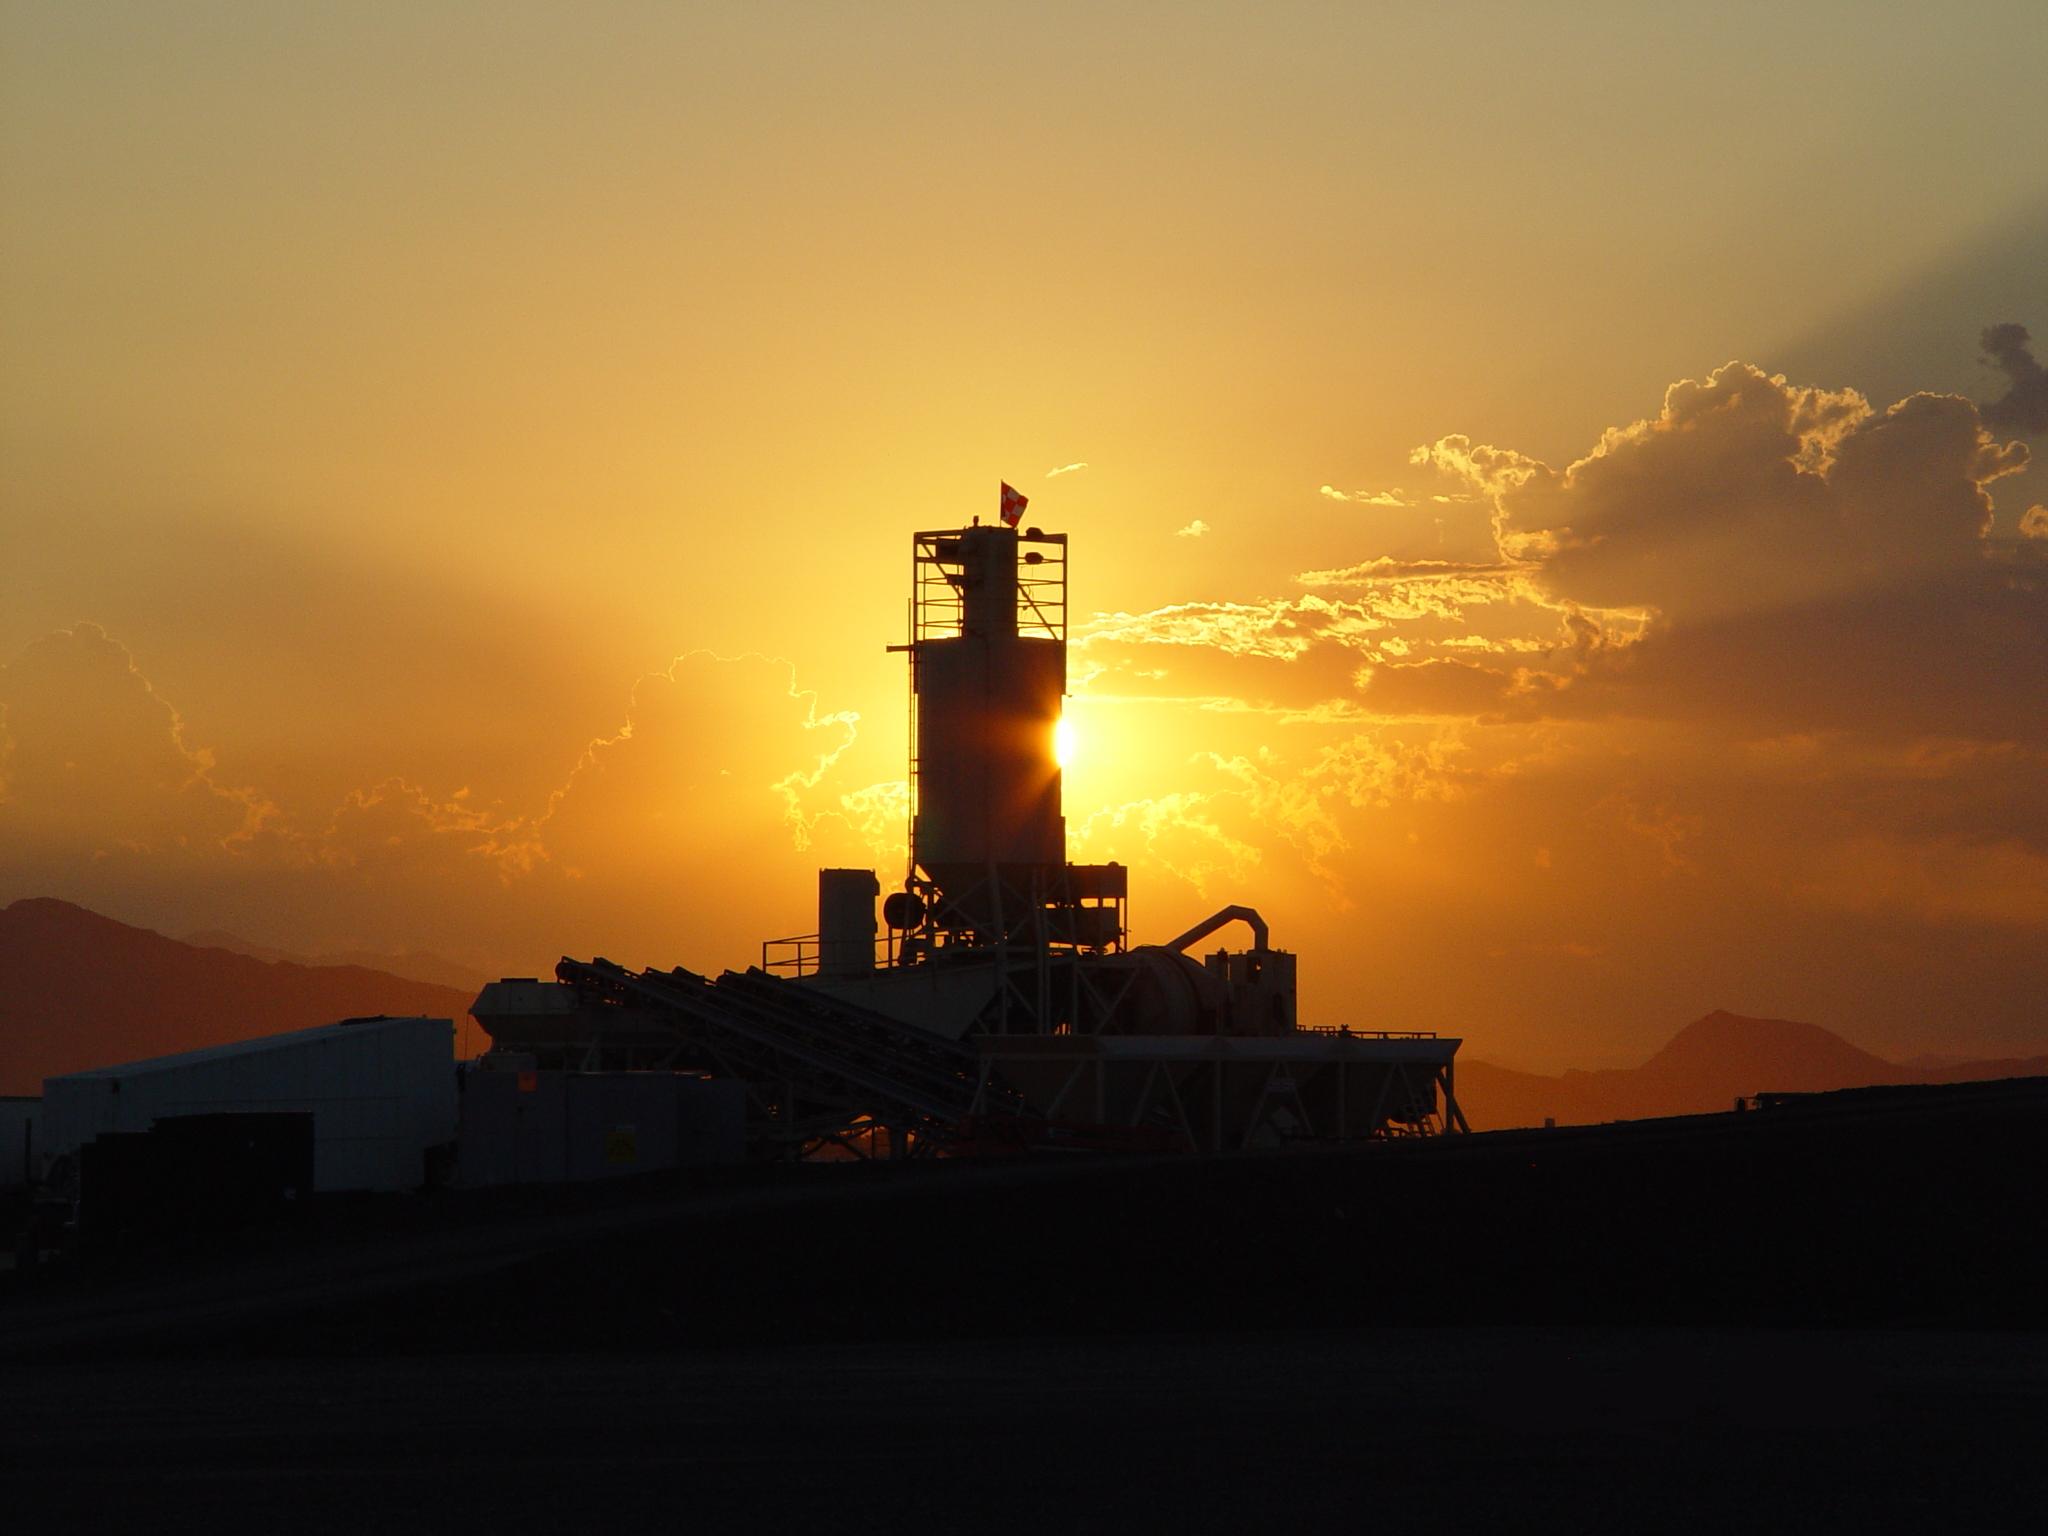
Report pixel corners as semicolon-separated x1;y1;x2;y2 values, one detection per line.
556;957;1022;1138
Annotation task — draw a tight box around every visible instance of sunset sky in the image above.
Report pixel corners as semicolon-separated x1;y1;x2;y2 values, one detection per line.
4;2;2044;1069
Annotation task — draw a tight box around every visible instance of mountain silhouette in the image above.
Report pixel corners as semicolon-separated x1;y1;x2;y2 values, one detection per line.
180;928;486;992
1457;1008;2048;1130
0;898;477;1094
7;900;2042;1125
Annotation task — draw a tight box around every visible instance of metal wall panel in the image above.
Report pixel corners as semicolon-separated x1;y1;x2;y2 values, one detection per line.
42;1018;457;1193
454;1069;744;1187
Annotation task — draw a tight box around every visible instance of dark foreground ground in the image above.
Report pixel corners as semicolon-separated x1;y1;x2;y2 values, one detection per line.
3;1077;2046;1531
6;1327;2048;1534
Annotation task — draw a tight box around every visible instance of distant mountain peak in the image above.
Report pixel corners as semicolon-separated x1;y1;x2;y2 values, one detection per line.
7;895;102;918
1643;1010;1894;1080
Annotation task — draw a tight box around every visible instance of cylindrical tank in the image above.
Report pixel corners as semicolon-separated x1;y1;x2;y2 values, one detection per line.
914;526;1064;876
817;868;879;977
1107;946;1231;1035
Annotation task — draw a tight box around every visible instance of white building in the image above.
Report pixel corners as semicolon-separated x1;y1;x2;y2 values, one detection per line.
42;1016;457;1193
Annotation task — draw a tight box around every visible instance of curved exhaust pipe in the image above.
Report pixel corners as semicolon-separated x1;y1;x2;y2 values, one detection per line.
1163;904;1269;955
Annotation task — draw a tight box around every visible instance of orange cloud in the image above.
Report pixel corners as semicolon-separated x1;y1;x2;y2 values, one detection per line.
1319;485;1411;507
0;624;277;858
0;629;887;972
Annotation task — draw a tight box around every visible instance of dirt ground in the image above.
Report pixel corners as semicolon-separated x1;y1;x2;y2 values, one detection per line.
6;1083;2045;1531
4;1327;2046;1533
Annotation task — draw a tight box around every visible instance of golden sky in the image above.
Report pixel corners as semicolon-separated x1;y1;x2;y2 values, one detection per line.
4;3;2045;1068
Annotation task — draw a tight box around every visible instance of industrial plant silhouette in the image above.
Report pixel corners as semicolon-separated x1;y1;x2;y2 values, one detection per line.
472;516;1462;1159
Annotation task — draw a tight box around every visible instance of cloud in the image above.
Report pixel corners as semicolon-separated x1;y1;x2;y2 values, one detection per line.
1295;557;1528;586
1081;598;1344;661
1319;485;1410;507
535;650;864;875
319;777;535;881
1069;790;1262;896
1045;461;1090;478
832;780;910;865
0;624;277;859
1592;792;1703;876
1981;322;2048;435
1175;519;1210;538
1432;365;2026;614
1073;563;1618;732
1066;726;1478;912
0;629;887;971
1387;365;2048;743
1359;655;1575;720
1441;360;2031;618
1083;363;2040;758
1061;357;2044;1066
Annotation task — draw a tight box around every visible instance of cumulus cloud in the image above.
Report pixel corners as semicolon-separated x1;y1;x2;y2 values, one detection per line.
1045;461;1090;477
1423;364;2042;740
1424;365;2023;617
1083;362;2041;762
2023;505;2048;538
1175;519;1211;538
1981;322;2048;435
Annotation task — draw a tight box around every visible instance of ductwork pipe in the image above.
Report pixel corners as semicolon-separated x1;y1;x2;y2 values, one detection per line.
1163;904;1270;955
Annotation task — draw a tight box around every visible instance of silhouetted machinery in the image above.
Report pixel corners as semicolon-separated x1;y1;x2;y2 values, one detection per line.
474;517;1465;1156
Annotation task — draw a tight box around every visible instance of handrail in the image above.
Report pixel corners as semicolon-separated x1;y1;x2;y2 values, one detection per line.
1297;1025;1441;1040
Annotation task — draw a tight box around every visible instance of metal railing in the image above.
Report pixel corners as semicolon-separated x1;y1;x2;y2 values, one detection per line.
1297;1025;1441;1039
908;528;1067;644
761;933;896;978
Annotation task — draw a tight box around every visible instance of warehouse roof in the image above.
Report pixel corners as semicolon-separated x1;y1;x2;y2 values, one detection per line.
46;1015;451;1082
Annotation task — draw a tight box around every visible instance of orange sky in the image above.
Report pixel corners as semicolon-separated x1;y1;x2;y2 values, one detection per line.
3;3;2045;1069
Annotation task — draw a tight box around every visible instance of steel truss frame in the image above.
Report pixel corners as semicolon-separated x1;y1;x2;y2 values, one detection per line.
970;1039;1468;1153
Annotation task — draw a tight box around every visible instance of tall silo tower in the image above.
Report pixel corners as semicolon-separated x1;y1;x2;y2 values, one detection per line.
909;523;1068;905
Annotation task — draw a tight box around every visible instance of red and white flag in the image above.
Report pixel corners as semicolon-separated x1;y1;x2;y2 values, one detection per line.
999;482;1028;528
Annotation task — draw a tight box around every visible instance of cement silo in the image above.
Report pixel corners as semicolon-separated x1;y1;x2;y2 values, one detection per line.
909;524;1067;910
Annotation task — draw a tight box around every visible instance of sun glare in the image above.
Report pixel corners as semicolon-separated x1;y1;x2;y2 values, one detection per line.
1055;717;1076;769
